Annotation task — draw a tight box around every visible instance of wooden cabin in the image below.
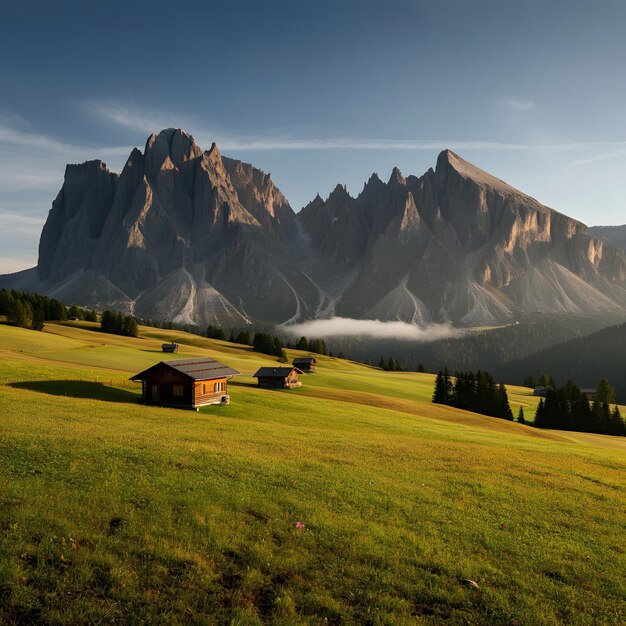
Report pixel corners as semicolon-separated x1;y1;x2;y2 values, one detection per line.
292;356;317;373
161;342;179;353
130;357;240;409
253;367;303;389
581;388;597;402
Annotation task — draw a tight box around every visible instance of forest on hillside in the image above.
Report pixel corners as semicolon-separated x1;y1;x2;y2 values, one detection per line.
499;322;626;402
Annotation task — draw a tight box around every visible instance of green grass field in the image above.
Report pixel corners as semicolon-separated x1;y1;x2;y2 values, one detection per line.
1;322;625;624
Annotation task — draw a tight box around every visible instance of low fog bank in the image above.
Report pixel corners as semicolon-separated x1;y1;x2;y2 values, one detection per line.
282;317;462;342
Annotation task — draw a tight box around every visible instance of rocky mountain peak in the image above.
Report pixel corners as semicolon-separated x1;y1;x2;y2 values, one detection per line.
63;159;113;182
144;128;203;177
206;141;221;159
329;183;350;201
5;133;626;328
366;172;382;185
388;166;406;187
435;148;517;194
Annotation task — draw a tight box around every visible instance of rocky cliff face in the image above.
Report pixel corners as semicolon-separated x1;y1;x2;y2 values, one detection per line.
3;130;626;326
298;149;626;324
8;129;319;325
589;224;626;254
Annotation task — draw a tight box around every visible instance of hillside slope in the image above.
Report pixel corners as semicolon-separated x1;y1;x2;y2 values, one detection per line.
0;322;625;623
589;224;626;253
499;321;626;400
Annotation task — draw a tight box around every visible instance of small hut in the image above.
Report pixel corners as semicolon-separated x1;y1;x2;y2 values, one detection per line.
581;388;597;401
533;386;551;397
161;342;179;353
292;356;317;373
253;367;303;389
130;357;240;409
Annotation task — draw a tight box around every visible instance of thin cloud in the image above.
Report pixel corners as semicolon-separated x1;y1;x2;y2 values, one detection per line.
78;100;183;136
282;317;462;341
80;100;531;151
0;122;131;158
80;100;626;159
0;212;45;236
0;121;132;198
218;137;530;151
568;147;626;166
497;97;537;111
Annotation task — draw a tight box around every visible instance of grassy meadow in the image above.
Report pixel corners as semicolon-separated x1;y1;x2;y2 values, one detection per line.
0;321;625;624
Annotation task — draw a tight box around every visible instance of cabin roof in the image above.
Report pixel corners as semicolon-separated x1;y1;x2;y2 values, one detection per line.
253;367;303;378
130;357;240;381
292;357;316;364
161;342;178;347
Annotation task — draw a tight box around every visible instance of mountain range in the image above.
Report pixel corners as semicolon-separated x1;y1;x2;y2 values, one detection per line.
588;224;626;255
2;128;626;327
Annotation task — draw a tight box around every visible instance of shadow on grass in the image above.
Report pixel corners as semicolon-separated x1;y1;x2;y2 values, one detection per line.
230;381;259;389
8;380;140;404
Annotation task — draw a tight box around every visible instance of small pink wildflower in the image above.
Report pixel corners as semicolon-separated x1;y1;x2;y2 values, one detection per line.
295;521;305;529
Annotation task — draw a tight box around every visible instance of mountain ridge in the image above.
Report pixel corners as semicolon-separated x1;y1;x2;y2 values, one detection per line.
2;128;626;327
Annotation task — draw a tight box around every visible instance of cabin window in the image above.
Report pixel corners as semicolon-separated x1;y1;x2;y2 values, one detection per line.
173;384;184;397
214;381;224;392
202;384;206;394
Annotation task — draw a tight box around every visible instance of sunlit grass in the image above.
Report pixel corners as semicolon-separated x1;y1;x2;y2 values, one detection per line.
0;323;625;623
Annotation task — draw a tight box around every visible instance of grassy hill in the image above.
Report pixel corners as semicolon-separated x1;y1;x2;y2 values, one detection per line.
1;322;625;624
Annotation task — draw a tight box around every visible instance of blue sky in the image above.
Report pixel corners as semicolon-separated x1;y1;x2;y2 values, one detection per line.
1;0;626;272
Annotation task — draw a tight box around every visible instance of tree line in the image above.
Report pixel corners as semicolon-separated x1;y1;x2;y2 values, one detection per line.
432;368;514;420
500;321;626;403
534;379;624;436
206;327;345;361
100;310;138;337
0;289;96;331
522;373;556;389
432;365;625;436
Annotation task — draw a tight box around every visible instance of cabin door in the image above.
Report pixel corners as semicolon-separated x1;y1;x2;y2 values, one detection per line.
151;384;160;402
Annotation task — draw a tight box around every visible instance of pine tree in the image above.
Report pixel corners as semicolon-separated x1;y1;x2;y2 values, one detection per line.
296;336;309;351
379;357;386;370
443;367;453;406
609;405;626;436
0;289;14;315
122;316;138;337
432;371;446;404
31;303;45;331
595;379;615;405
496;383;514;420
534;398;546;427
7;299;31;328
517;406;526;424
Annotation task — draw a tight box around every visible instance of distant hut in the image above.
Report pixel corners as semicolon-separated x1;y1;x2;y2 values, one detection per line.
581;388;597;402
253;367;303;389
161;342;179;353
292;356;317;373
130;357;240;409
533;386;551;397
